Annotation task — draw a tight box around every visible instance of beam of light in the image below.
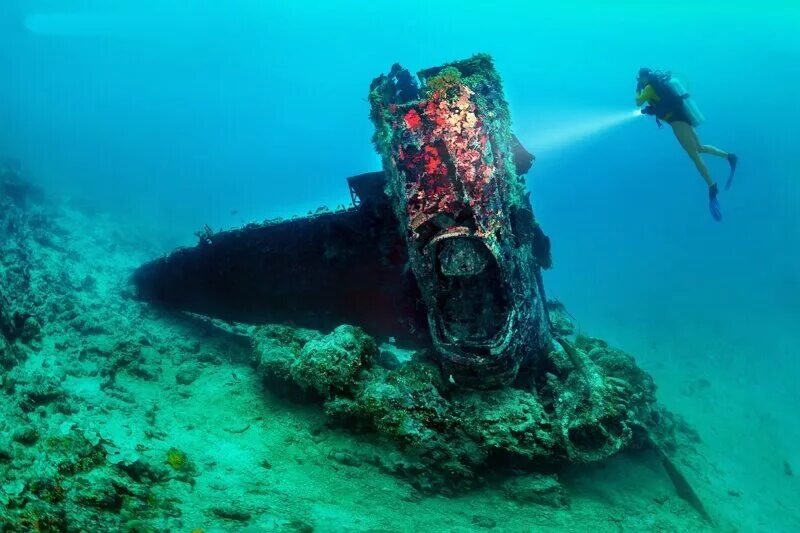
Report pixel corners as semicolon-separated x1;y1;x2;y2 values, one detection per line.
523;108;642;157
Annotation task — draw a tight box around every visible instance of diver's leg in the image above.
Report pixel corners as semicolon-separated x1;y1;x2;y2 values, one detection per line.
698;144;729;158
671;122;713;187
672;122;722;220
691;126;728;158
694;129;738;189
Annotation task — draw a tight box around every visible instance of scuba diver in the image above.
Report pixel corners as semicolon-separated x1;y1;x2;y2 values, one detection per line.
388;63;419;102
636;68;737;221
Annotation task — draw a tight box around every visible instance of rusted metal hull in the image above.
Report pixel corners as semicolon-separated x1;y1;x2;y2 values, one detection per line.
133;172;428;345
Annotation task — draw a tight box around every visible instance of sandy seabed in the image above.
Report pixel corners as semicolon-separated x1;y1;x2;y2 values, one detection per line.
1;178;798;532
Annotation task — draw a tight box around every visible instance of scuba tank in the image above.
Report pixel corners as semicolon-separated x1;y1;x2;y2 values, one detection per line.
667;77;705;127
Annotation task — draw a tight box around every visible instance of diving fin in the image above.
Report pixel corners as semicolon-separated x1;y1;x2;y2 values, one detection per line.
725;153;738;190
708;184;722;222
709;199;722;221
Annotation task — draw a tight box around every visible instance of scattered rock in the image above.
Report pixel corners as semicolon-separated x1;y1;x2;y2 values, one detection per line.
286;519;315;532
186;340;201;354
0;444;12;462
331;451;362;467
79;274;97;292
377;350;401;370
1;479;26;500
19;374;66;411
74;473;126;511
120;519;156;533
19;315;42;344
128;363;160;381
223;422;251;434
175;364;202;385
0;338;20;369
82;428;103;446
289;325;377;396
784;460;794;477
471;515;497;529
145;404;158;426
502;474;569;508
211;505;252;521
12;426;40;446
251;325;317;384
47;432;108;476
29;476;66;504
103;444;140;467
117;457;169;484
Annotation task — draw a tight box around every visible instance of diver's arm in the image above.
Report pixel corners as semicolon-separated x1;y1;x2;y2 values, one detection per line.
635;84;658;106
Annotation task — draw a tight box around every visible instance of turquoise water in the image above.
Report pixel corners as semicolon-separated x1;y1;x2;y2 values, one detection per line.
1;1;798;530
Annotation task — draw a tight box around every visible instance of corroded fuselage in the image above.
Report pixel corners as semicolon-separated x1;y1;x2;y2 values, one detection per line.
369;55;551;387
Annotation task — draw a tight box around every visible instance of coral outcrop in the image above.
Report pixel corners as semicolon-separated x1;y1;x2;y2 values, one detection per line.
290;325;378;396
251;310;687;492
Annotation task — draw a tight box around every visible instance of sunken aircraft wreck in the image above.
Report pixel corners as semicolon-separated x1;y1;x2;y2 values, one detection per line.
134;54;553;389
133;57;709;517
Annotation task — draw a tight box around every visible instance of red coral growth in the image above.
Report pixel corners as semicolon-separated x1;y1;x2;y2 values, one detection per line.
397;142;458;218
403;109;422;130
423;145;443;175
388;84;508;239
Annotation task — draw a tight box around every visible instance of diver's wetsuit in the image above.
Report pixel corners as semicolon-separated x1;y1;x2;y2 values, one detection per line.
636;83;690;124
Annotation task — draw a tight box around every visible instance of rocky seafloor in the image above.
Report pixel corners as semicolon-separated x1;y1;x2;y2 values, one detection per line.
0;167;743;532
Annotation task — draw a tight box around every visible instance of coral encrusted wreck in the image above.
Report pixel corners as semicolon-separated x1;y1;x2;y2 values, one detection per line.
134;55;691;491
368;56;552;388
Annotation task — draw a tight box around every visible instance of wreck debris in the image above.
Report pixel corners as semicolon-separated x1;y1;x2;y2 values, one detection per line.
658;438;714;525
